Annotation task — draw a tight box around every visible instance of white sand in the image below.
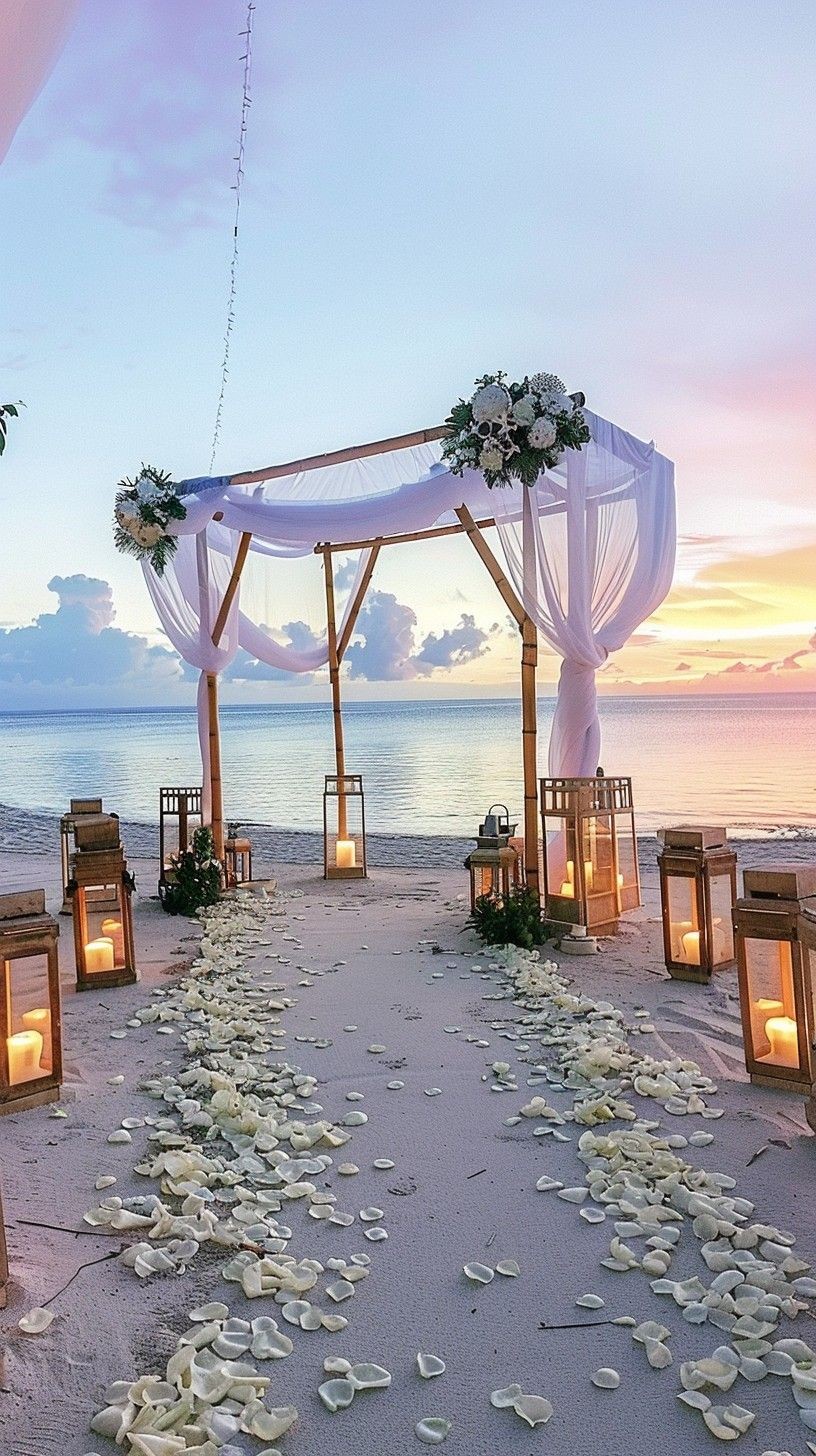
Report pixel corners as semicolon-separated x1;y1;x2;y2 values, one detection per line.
0;842;813;1456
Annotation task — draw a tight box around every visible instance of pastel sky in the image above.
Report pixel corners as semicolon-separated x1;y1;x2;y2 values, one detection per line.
1;0;815;707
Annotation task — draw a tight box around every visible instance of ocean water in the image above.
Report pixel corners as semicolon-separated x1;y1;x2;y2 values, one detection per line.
0;694;814;839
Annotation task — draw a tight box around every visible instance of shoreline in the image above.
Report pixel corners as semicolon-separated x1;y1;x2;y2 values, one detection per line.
2;798;816;874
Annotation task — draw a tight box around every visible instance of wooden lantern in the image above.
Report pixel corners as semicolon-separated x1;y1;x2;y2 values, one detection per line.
59;799;117;913
0;890;62;1114
658;826;737;982
323;774;367;879
69;826;137;990
541;776;640;935
159;787;203;900
224;835;253;888
0;1180;8;1305
466;846;519;913
733;864;816;1094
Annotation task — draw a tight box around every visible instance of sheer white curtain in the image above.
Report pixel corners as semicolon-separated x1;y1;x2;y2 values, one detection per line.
0;0;80;163
493;410;675;775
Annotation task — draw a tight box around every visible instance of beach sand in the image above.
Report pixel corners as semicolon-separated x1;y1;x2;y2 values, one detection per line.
0;839;814;1455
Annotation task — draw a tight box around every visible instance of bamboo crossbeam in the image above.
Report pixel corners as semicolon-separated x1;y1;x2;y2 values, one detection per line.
212;531;253;647
230;425;449;487
337;544;381;661
454;505;526;628
314;515;497;556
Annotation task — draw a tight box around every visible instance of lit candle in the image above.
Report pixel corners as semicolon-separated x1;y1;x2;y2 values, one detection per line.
22;1008;52;1071
559;881;575;898
101;917;124;965
670;919;693;960
617;873;624;889
584;860;594;892
336;840;356;870
755;997;784;1019
566;860;575;885
681;929;701;965
762;1014;799;1068
7;1029;43;1085
85;937;115;973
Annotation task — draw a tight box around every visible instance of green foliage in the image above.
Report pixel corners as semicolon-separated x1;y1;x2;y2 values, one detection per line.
470;886;543;950
162;827;223;916
113;463;186;577
0;401;24;457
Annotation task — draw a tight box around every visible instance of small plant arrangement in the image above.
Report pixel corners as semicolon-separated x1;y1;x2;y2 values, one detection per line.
114;464;187;576
442;371;590;488
161;827;222;916
0;401;24;457
471;886;543;949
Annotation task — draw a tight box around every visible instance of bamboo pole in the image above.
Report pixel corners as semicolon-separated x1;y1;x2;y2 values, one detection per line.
212;531;252;647
230;425;449;487
322;549;347;839
315;516;496;556
206;672;224;861
521;614;539;896
337;543;381;661
454;505;526;626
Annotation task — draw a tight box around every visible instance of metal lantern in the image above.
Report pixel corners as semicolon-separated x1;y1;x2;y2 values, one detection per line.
0;889;62;1114
159;787;203;900
466;803;524;910
323;774;367;879
541;776;640;935
733;864;816;1094
69;818;137;990
658;826;737;982
225;834;253;888
59;798;116;913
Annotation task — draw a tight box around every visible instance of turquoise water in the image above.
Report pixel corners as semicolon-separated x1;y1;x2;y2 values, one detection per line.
0;694;814;838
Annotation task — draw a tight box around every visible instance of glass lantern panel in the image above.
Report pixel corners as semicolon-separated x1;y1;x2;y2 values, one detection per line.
83;889;127;972
614;816;638;904
580;814;614;896
325;789;364;873
5;952;53;1082
743;936;798;1069
709;872;735;965
545;822;581;900
666;873;700;964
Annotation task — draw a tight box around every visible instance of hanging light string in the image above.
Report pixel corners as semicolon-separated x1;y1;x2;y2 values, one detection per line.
209;0;255;473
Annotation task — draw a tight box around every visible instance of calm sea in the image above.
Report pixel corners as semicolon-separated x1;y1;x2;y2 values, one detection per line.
0;694;813;839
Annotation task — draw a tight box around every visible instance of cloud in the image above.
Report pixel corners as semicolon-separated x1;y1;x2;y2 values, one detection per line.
0;575;180;689
333;557;359;593
222;620;322;683
415;614;489;675
345;591;418;681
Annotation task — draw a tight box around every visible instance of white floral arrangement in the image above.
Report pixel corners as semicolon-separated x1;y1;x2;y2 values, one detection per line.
442;371;590;488
113;465;186;575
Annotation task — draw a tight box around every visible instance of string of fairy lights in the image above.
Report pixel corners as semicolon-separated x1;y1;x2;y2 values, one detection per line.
208;0;256;473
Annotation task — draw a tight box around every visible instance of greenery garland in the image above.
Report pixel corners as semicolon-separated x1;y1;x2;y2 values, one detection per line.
0;401;24;458
442;371;590;488
113;464;187;576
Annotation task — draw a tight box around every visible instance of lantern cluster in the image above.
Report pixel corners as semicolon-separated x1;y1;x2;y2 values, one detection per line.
323;774;367;879
658;826;737;982
0;889;62;1114
541;775;640;935
69;815;137;990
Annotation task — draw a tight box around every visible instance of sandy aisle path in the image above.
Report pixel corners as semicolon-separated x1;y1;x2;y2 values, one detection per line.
0;857;814;1455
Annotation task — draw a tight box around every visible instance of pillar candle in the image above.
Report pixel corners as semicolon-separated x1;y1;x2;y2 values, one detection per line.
584;860;594;892
763;1014;799;1068
336;840;356;869
559;881;574;898
7;1029;43;1085
85;937;115;973
566;860;575;885
681;929;701;965
22;1008;52;1071
101;917;124;965
670;919;693;960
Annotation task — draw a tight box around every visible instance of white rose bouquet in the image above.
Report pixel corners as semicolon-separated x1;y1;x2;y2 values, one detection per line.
442;370;590;488
113;464;187;575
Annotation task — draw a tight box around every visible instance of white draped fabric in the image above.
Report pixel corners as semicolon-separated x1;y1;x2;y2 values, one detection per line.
144;411;674;805
0;0;80;163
